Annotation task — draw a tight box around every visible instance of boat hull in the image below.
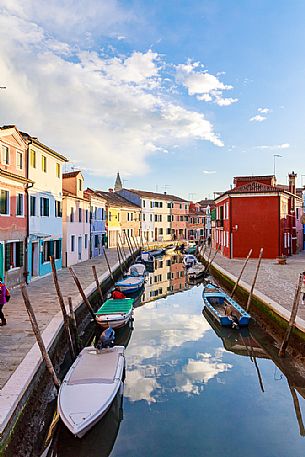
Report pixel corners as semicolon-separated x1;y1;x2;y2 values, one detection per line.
115;276;145;294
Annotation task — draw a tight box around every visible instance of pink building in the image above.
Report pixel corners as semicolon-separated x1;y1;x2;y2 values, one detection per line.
171;198;189;241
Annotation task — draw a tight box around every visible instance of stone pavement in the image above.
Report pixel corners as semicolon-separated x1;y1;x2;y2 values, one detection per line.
0;249;119;389
205;248;305;320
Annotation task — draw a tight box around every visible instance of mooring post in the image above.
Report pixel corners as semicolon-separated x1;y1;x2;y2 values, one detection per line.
204;245;220;274
92;265;104;303
279;272;303;357
21;284;61;388
246;248;264;312
68;266;96;319
67;296;80;354
50;256;75;359
230;249;253;298
102;246;115;283
116;243;124;276
288;381;305;436
118;232;128;261
123;230;133;259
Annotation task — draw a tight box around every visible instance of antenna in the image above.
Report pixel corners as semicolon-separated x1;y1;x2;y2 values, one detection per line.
163;184;171;194
188;192;196;201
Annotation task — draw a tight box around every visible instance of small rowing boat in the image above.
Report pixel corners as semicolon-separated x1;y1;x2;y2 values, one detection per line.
202;282;251;328
115;275;145;294
95;298;134;328
128;263;146;277
58;345;125;438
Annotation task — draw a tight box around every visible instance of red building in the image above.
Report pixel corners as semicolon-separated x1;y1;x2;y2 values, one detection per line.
214;174;302;259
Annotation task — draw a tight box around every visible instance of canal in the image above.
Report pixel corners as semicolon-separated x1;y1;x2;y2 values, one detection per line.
38;255;305;456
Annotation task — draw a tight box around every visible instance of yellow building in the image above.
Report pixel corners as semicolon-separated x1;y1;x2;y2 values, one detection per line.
96;191;141;248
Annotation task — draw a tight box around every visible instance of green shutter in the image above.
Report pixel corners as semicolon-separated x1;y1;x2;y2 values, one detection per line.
5;243;10;271
0;244;4;279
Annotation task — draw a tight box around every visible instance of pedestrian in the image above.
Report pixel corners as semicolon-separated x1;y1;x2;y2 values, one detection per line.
0;277;10;326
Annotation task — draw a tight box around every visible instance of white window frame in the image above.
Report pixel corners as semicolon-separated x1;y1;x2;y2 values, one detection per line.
0;188;10;216
16;151;23;170
1;144;9;165
16;193;24;217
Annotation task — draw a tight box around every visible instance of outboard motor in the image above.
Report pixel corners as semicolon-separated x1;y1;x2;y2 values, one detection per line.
231;314;239;330
96;326;115;349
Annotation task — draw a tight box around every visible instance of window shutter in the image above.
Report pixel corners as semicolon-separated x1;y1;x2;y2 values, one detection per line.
17;242;23;267
5;243;10;271
40;198;43;216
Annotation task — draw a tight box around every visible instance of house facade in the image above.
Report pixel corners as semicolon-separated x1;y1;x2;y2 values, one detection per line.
62;171;90;267
171;198;189;241
0;126;31;287
21;133;68;280
214;174;302;259
84;188;107;257
187;202;205;241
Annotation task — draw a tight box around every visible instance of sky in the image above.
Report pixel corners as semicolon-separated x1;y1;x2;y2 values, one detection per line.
1;0;305;200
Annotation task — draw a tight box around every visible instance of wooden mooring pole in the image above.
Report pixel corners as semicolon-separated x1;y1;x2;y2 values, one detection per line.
118;232;127;260
230;249;253;299
246;248;264;312
102;247;115;283
50;256;75;359
67;296;80;355
279;272;303;357
68;267;96;319
116;243;124;276
21;284;60;388
204;245;221;274
92;265;104;303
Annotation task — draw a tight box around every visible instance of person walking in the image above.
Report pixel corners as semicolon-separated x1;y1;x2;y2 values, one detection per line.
0;277;9;326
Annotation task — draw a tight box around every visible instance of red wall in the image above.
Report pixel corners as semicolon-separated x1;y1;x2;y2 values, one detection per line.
231;196;280;258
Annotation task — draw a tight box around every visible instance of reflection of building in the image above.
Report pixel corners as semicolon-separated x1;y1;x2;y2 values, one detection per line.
169;254;186;293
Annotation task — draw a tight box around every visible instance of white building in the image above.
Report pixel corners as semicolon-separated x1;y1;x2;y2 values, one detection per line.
62;171;90;267
21;132;68;280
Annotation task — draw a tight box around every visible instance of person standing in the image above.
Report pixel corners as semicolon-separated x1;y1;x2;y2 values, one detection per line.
0;277;9;326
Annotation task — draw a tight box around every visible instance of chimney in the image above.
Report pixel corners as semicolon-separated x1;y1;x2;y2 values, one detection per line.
288;171;297;195
164;191;167;195
108;188;114;193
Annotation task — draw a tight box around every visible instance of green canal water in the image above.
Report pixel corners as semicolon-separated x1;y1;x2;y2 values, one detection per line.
48;260;305;457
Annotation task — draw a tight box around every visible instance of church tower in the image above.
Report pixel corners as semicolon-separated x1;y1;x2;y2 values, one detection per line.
114;172;123;192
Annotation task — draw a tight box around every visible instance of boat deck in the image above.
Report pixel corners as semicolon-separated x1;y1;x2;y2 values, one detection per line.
96;299;134;315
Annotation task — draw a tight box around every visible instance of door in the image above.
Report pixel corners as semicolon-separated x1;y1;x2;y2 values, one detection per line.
78;236;82;261
0;243;4;280
31;242;39;277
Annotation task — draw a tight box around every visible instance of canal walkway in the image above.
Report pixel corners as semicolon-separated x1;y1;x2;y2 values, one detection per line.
0;249;119;389
204;248;305;320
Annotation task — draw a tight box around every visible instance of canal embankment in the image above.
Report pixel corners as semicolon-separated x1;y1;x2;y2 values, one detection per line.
0;249;137;454
200;248;305;354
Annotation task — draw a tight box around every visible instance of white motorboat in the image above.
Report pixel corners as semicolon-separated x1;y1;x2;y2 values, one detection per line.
58;345;125;438
187;264;205;280
128;263;146;277
183;254;198;268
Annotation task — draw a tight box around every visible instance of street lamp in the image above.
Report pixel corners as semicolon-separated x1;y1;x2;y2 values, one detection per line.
273;154;282;176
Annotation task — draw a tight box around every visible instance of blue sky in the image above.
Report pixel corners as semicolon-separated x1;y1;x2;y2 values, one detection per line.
1;0;305;200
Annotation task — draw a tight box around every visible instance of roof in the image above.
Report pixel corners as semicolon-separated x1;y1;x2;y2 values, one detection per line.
96;191;141;209
127;188;188;202
215;181;302;200
63;170;82;179
21;131;68;162
63;190;90;201
197;199;215;207
0;168;34;184
234;175;275;181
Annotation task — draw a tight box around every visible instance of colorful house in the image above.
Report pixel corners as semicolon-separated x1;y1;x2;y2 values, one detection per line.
62;171;90;266
0;126;32;287
187;202;205;241
96;191;141;248
84;188;107;257
214;174;302;259
171;198;189;241
21;132;68;280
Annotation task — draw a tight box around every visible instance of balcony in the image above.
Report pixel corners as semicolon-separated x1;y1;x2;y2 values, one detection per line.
216;219;224;228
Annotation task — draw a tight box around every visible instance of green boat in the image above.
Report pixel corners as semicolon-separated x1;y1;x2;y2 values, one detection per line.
95;298;134;329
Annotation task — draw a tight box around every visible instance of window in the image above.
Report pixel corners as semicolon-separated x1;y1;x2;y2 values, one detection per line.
159;228;163;235
166;228;171;235
78;179;82;191
16;193;23;216
143;200;146;208
2;145;9;165
143;213;146;221
42;155;47;172
40;197;49;216
56;163;60;178
55;201;62;217
5;241;23;270
30;150;36;168
71;235;75;252
167;215;171;222
54;240;61;260
94;234;99;248
43;240;54;262
79;208;82;222
30;196;36;216
16;151;23;170
150;214;153;222
70;207;74;222
86;209;88;223
0;190;9;215
85;234;88;249
108;212;112;221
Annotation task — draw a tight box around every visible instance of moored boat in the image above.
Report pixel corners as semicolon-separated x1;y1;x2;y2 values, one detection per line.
115;275;145;294
202;282;251;328
128;263;146;277
187;264;206;281
142;248;165;257
183;254;198;268
95;298;134;329
58;345;125;438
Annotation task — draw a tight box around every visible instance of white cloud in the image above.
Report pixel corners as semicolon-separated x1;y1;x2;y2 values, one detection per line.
0;5;224;178
249;115;266;122
258;107;271;114
175;60;238;107
203;170;216;174
256;143;290;150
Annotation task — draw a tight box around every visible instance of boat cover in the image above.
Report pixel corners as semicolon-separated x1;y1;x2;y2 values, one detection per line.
68;349;121;385
96;299;134;315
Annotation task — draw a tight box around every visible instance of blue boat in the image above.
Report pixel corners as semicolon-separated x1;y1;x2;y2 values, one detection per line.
202;282;251;328
115;276;145;295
